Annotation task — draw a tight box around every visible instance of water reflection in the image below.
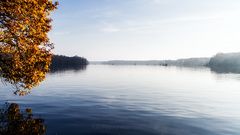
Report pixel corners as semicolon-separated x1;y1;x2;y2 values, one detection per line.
0;103;46;135
209;66;240;74
0;65;240;134
50;65;87;73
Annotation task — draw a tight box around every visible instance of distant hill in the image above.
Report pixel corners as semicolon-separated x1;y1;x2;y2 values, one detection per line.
207;52;240;73
91;52;240;73
50;55;88;72
94;57;210;67
164;58;210;67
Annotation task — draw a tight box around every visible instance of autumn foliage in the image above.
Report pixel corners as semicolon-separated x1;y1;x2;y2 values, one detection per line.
0;103;46;135
0;0;58;95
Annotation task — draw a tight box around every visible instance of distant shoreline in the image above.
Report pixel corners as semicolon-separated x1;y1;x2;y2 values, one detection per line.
90;52;240;73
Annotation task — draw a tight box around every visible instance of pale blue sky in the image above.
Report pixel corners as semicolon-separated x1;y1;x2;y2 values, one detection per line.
49;0;240;61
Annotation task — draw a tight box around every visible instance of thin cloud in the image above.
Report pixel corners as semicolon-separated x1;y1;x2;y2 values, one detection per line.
52;31;71;36
101;25;121;33
99;14;223;33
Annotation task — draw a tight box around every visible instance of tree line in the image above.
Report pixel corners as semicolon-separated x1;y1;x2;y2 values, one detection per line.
50;55;88;72
207;52;240;73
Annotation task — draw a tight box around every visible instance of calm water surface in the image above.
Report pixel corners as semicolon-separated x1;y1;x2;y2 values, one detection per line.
1;65;240;135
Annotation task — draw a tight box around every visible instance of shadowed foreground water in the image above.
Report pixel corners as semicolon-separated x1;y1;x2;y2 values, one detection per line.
1;65;240;135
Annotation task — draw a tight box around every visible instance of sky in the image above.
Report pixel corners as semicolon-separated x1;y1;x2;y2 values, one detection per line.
49;0;240;61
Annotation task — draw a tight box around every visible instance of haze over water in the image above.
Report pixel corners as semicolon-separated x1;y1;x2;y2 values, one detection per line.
1;65;240;135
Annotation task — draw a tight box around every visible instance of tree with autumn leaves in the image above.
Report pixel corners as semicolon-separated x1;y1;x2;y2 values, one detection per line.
0;0;58;95
0;103;46;135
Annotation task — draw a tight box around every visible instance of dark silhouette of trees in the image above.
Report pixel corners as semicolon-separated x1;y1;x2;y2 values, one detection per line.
207;52;240;73
50;55;88;72
0;103;46;135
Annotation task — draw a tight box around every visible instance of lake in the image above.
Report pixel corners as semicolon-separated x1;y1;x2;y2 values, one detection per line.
0;65;240;135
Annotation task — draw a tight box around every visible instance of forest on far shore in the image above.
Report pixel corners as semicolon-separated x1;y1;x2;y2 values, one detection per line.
50;55;88;72
94;52;240;73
